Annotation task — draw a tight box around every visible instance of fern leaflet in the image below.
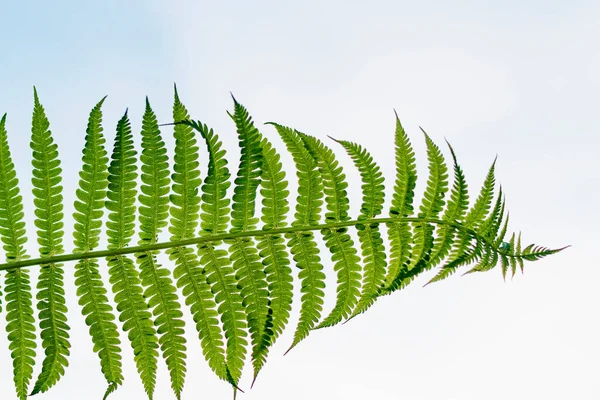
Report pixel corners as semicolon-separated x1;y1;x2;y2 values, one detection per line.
330;138;386;320
168;87;229;385
228;98;269;380
384;112;417;289
298;133;361;329
72;97;123;398
0;114;36;400
29;89;71;396
105;110;158;397
136;98;186;399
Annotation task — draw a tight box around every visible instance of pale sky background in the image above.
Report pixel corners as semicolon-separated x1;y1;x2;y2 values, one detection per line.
0;1;598;399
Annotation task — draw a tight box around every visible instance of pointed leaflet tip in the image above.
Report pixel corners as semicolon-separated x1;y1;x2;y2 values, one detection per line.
33;86;40;104
327;135;342;144
393;109;406;131
226;92;240;120
419;126;432;141
173;83;181;103
230;385;246;400
102;382;118;400
283;337;302;356
342;312;359;325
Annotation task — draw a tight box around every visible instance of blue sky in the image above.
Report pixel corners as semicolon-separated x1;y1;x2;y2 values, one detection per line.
0;1;599;399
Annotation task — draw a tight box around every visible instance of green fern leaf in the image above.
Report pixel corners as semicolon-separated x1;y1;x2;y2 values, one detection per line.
105;110;158;398
298;133;361;328
28;89;71;395
480;188;506;243
168;88;228;384
0;91;566;399
0;114;36;400
251;135;292;384
495;211;510;250
464;159;497;229
72;97;124;396
103;381;118;400
410;131;449;264
462;188;508;275
427;142;470;268
189;119;248;384
330;138;387;320
495;214;510;280
267;123;325;353
507;233;518;277
427;159;497;284
384;113;417;289
426;238;484;284
136;98;186;399
227;98;270;380
515;232;523;274
385;129;448;292
515;242;566;263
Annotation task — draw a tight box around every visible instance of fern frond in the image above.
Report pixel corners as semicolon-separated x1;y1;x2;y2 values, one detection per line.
298;133;361;329
252;135;292;384
0;114;36;400
330;138;386;320
384;113;417;290
186;119;247;385
105;110;158;398
28;89;71;395
168;88;228;385
136;98;186;399
267;123;325;353
0;91;566;399
72;98;124;397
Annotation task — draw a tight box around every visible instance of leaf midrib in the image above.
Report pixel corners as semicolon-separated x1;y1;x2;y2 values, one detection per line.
0;216;528;272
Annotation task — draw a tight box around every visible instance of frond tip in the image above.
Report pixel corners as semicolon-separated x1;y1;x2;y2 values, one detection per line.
0;90;566;400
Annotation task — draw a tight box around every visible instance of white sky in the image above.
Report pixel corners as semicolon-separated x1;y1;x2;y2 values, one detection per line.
0;1;598;399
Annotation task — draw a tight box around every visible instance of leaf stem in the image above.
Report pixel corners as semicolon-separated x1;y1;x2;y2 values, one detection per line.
0;217;563;271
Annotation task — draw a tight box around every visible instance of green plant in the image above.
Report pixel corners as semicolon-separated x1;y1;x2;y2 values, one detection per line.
0;86;564;400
